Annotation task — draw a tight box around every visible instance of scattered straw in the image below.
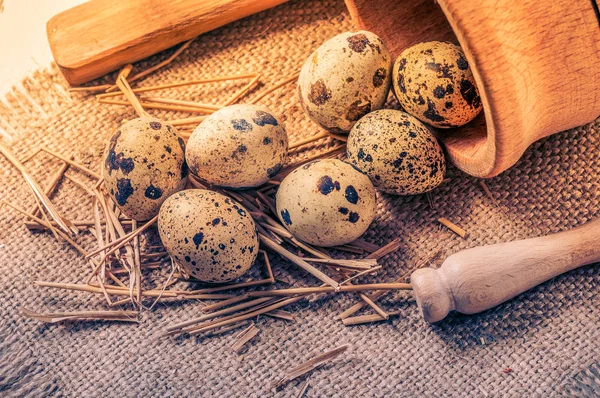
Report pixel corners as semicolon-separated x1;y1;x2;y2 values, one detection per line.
115;65;148;117
349;239;380;253
85;215;158;260
203;321;251;337
342;311;402;326
339;266;382;285
21;308;138;323
166;115;208;127
365;237;402;259
247;282;412;297
187;296;304;335
251;72;299;104
260;233;339;289
96;73;259;99
223;74;262;106
271;344;349;389
0;143;77;235
265;310;297;322
479;180;508;217
165;297;273;334
438;217;468;238
289;131;329;150
98;98;216;114
296;380;310;398
40;148;101;180
230;323;259;353
34;281;232;299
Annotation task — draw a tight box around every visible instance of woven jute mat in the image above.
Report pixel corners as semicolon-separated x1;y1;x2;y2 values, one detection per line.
0;0;599;396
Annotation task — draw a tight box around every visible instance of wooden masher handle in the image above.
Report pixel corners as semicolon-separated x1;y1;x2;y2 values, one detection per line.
411;218;600;322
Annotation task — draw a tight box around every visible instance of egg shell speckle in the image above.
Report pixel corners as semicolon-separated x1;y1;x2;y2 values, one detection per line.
186;104;288;189
392;41;482;128
275;159;377;247
158;189;259;283
298;30;392;134
103;117;187;221
347;110;446;195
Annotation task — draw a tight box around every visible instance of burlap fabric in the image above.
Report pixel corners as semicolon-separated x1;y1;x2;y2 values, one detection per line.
1;0;599;396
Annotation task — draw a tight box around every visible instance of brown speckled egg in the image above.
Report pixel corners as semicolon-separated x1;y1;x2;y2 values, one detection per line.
186;104;288;189
158;189;258;283
103;117;187;221
275;159;377;247
347;110;446;195
392;41;482;128
298;31;392;134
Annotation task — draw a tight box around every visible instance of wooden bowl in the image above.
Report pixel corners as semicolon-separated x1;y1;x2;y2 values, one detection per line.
345;0;600;177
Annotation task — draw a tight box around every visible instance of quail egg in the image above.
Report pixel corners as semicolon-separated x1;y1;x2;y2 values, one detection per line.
276;159;377;247
186;104;288;189
347;109;446;195
392;41;482;128
158;189;258;283
298;31;392;134
103;117;187;221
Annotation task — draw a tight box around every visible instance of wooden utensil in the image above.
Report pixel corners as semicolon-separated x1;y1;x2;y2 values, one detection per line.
47;0;288;85
345;0;600;177
411;218;600;322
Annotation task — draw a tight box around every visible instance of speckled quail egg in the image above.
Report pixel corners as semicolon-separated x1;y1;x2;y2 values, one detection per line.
298;31;392;134
186;104;288;189
276;159;377;247
347;109;446;195
158;189;259;283
103;117;187;221
392;41;482;128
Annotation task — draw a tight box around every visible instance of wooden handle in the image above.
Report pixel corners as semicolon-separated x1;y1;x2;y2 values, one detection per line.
411;219;600;322
47;0;288;85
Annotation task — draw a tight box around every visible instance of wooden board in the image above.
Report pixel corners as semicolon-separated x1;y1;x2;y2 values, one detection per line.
47;0;288;85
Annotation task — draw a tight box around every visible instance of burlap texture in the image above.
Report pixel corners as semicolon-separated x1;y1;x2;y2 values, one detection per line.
0;0;599;396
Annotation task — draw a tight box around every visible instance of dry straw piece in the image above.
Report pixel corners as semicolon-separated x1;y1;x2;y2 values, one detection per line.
96;73;259;99
28;158;70;218
296;381;310;398
203;321;251;338
187;297;305;336
342;311;403;326
21;308;139;323
1;200;85;256
271;344;350;389
98;98;214;114
437;217;469;238
479;180;509;217
247;283;412;297
289;131;329;151
0;143;78;235
259;233;340;289
165;296;275;334
265;310;297;322
40;148;101;179
34;281;233;300
250;71;299;104
230;323;260;353
365;237;402;259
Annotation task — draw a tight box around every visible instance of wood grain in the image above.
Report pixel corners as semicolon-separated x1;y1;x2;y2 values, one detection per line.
47;0;288;85
345;0;600;177
410;218;600;322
